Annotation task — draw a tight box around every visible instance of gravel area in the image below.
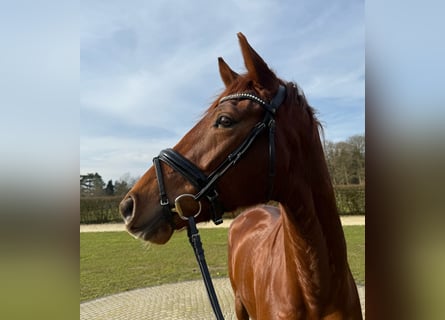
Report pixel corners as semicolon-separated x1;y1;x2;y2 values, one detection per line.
80;216;364;233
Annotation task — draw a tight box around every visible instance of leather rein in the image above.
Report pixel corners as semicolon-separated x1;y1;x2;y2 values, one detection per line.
152;84;286;319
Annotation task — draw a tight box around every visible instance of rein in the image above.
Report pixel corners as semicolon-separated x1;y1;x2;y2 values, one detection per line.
187;216;224;319
152;84;286;319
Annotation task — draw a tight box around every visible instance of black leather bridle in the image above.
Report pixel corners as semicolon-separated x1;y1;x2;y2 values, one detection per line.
152;84;286;225
153;85;286;224
151;84;286;319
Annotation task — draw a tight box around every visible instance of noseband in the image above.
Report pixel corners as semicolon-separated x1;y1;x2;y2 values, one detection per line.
153;84;286;225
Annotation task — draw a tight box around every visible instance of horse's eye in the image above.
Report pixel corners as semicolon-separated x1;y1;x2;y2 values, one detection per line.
216;115;234;128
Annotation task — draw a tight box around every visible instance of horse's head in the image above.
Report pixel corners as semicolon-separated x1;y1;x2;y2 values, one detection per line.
119;33;318;244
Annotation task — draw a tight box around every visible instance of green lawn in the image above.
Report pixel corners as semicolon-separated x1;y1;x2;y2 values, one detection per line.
80;226;364;302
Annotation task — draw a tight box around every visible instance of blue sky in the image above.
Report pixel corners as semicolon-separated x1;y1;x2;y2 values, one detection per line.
80;0;364;182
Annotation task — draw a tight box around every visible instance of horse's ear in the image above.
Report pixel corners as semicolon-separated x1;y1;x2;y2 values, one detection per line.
218;57;239;87
237;32;279;92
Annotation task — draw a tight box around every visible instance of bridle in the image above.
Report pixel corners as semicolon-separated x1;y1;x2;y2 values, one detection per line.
151;84;286;319
152;84;286;225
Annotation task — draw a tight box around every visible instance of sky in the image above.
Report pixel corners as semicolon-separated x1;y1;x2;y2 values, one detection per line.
80;0;364;183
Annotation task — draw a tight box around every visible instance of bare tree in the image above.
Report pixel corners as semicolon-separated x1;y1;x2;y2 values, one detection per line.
323;134;365;185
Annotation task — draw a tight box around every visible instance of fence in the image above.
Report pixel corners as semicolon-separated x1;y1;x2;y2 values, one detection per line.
80;185;365;224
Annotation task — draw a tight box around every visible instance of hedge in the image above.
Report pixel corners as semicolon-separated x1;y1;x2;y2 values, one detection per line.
80;185;364;224
80;196;123;224
334;185;365;215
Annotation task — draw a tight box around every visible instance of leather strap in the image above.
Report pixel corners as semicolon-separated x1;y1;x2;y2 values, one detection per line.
187;216;224;319
153;156;175;227
158;148;207;189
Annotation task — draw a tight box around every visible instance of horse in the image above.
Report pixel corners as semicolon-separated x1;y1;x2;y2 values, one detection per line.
119;32;362;319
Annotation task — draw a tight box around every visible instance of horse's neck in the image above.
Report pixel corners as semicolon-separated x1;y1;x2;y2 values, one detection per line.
279;182;348;311
277;123;348;292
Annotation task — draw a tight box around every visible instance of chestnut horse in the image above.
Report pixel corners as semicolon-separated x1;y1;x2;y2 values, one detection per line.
119;33;362;319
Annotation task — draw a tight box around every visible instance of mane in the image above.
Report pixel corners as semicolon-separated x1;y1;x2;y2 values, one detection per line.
284;81;347;279
285;81;324;137
277;80;338;217
279;81;327;165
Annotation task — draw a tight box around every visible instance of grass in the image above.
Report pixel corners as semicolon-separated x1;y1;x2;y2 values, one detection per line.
80;226;364;302
343;225;365;285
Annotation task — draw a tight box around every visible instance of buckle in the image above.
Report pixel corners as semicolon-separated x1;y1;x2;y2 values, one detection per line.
206;190;219;202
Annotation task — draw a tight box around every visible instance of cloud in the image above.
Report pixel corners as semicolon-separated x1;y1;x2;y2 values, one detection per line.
80;0;365;181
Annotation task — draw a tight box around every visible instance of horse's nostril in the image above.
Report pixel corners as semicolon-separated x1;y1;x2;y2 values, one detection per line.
119;197;135;224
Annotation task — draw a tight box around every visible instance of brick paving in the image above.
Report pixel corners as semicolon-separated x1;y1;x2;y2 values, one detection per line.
81;278;365;319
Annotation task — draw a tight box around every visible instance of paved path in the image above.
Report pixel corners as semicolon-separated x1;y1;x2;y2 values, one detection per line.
80;215;365;233
81;278;365;319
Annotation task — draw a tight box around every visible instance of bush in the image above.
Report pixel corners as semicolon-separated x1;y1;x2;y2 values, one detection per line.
334;185;365;215
80;196;123;224
225;185;365;217
80;185;365;224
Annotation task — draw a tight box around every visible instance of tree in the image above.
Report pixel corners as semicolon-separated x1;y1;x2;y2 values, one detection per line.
347;135;365;185
104;180;115;196
323;134;365;185
79;173;138;197
80;173;105;196
114;180;130;196
114;173;138;196
323;140;339;184
347;134;365;155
